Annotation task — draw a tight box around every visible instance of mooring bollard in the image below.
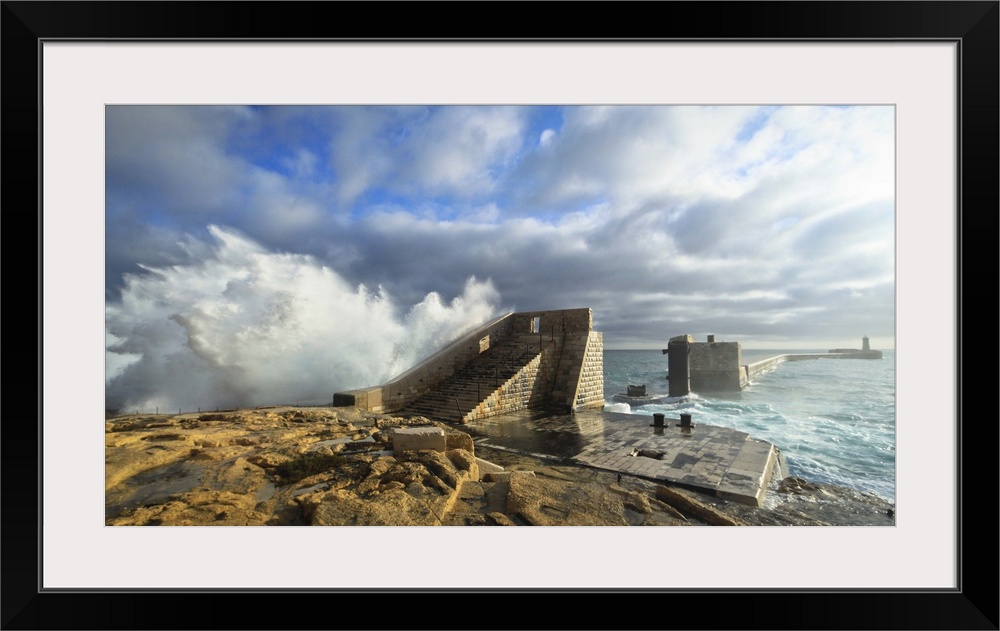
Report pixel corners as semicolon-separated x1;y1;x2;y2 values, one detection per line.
678;413;694;428
652;413;665;428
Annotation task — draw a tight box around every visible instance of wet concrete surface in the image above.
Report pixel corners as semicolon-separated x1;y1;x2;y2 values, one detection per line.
461;408;780;506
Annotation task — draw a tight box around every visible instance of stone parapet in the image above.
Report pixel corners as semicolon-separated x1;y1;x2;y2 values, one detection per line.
376;312;516;412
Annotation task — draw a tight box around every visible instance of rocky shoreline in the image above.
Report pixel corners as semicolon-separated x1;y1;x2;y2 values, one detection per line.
105;406;895;527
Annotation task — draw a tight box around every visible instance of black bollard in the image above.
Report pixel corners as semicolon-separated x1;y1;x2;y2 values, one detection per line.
678;413;694;428
652;413;665;428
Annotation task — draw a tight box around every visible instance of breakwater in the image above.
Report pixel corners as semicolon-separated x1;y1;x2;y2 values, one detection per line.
745;351;881;382
665;335;884;394
746;349;885;384
604;348;896;502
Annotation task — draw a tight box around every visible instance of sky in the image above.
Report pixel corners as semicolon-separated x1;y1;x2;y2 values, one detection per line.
105;105;895;411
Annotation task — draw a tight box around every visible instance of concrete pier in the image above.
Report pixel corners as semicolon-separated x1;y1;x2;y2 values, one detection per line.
572;413;783;507
466;410;785;507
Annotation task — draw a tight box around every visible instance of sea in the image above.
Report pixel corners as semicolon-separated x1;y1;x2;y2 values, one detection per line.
602;349;896;502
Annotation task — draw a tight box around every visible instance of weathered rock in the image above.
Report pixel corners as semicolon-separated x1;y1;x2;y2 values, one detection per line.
506;472;629;526
107;406;875;527
485;512;517;526
309;488;445;526
206;457;267;495
107;490;269;526
655;485;748;526
648;497;688;522
637;512;691;526
194;438;228;448
246;452;293;468
615;487;654;514
778;476;822;495
758;477;896;526
483;471;533;483
445;449;479;482
444;431;475;453
410;449;474;490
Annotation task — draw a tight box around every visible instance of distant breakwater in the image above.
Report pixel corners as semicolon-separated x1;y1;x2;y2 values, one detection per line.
745;351;882;383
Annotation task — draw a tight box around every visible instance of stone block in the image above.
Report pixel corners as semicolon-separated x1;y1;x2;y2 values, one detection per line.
392;426;447;456
476;457;506;476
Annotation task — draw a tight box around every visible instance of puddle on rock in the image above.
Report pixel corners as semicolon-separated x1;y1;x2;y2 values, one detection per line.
308;435;376;451
292;482;329;497
106;461;206;519
255;480;277;502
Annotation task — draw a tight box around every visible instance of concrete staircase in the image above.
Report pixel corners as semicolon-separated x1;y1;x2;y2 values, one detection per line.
396;335;550;423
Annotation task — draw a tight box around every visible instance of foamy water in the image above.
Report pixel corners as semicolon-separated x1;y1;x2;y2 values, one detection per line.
604;349;896;502
105;226;504;412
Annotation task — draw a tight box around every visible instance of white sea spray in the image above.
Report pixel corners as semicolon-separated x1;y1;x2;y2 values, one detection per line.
105;225;502;412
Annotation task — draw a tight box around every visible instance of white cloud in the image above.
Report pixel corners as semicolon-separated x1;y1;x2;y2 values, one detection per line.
106;105;253;215
329;106;529;206
106;105;896;357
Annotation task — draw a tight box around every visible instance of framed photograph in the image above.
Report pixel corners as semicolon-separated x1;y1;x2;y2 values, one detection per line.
10;2;997;629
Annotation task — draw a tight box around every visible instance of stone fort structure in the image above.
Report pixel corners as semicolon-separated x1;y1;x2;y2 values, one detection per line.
335;308;604;423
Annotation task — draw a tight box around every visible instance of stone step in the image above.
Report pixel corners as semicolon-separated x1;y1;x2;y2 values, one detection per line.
397;343;549;422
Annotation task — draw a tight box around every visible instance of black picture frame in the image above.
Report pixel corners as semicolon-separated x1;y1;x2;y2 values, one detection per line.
6;2;997;629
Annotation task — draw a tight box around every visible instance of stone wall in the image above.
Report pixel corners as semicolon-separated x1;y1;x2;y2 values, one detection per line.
506;308;599;411
377;312;515;412
503;309;604;412
745;355;787;382
572;332;605;409
463;349;545;422
508;308;593;337
689;339;745;391
336;307;603;415
546;330;603;409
